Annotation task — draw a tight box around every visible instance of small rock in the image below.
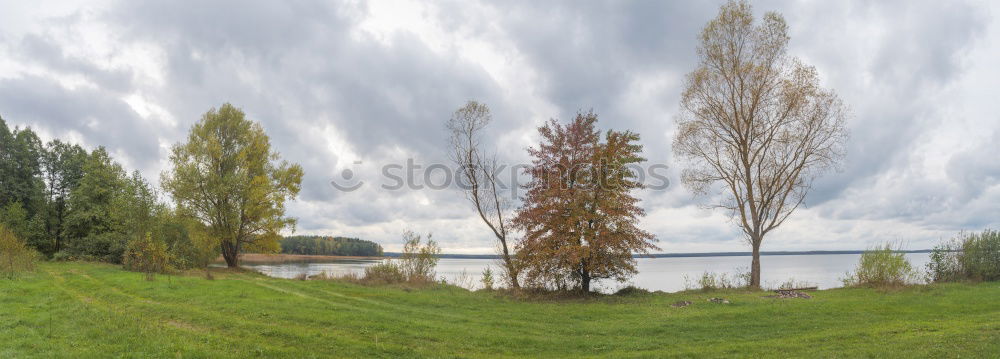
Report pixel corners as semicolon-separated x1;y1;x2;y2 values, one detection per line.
764;290;812;299
671;300;692;308
707;297;730;304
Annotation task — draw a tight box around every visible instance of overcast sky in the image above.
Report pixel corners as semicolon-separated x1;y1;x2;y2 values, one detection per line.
1;0;998;253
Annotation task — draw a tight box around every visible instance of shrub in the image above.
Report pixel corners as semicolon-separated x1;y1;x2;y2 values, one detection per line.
0;224;39;279
928;230;1000;282
397;231;440;283
614;285;650;296
338;230;441;286
481;267;495;290
362;260;407;284
842;243;919;288
684;268;750;291
122;233;171;280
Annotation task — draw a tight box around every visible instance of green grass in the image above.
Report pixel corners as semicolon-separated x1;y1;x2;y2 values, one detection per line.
2;262;998;358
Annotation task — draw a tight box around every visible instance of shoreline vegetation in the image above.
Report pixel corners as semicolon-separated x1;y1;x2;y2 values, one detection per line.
231;249;936;264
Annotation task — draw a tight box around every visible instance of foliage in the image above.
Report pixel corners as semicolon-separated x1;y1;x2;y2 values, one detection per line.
349;231;440;285
0;117;46;219
514;112;657;292
39;140;88;254
122;233;171;280
1;115;203;268
397;231;441;283
361;261;407;284
684;270;750;291
63;147;133;262
480;266;495;290
614;285;650;296
162;103;303;267
0;224;39;279
672;0;849;288
928;230;1000;282
0;202;31;241
842;243;919;288
280;235;383;257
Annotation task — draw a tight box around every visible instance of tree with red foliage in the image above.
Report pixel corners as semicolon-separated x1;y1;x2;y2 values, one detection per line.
513;112;657;292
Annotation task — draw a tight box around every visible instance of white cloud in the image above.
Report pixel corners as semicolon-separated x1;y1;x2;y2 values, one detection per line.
1;0;997;253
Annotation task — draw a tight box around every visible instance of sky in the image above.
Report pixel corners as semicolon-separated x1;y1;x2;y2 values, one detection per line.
1;0;998;253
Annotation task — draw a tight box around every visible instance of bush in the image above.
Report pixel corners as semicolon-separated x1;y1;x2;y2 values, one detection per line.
928;230;1000;282
481;267;495;290
397;231;440;283
614;285;650;296
842;243;919;288
0;224;39;279
122;233;171;280
684;268;750;291
335;230;440;286
362;261;407;284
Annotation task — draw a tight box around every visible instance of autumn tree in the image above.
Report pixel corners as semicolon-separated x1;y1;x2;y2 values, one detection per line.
514;112;657;292
446;101;520;288
162;103;303;267
673;1;849;288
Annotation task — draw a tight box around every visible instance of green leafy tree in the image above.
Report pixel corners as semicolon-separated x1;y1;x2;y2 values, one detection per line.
64;147;131;261
40;140;88;254
162;103;303;267
0;117;46;221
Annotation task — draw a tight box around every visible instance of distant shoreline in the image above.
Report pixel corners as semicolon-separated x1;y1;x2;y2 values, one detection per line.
231;249;934;263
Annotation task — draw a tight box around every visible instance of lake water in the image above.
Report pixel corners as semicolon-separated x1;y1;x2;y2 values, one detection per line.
242;253;932;293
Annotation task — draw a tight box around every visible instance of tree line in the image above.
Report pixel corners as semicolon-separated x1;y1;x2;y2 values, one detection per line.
280;235;383;257
0;103;303;274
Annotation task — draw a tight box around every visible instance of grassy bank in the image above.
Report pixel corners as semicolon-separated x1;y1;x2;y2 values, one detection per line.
2;262;998;358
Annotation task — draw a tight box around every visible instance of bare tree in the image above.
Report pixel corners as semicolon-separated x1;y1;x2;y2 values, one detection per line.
673;0;849;288
447;101;520;289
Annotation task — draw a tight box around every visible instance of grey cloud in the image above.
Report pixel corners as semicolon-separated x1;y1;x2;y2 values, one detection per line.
1;0;997;250
0;75;160;171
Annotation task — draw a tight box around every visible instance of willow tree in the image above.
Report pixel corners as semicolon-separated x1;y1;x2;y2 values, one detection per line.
673;1;848;288
163;104;303;267
446;101;520;289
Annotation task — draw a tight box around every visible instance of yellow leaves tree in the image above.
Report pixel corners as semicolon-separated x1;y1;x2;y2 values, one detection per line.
673;1;849;288
162;103;303;267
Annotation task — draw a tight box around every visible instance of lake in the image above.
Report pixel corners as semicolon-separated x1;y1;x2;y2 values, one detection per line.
242;253;932;293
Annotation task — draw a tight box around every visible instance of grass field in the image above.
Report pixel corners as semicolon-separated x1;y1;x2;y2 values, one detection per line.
1;262;998;358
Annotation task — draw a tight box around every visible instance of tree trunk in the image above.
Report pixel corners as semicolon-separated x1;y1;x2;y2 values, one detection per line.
500;245;520;289
221;241;240;268
580;270;591;293
750;242;762;289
